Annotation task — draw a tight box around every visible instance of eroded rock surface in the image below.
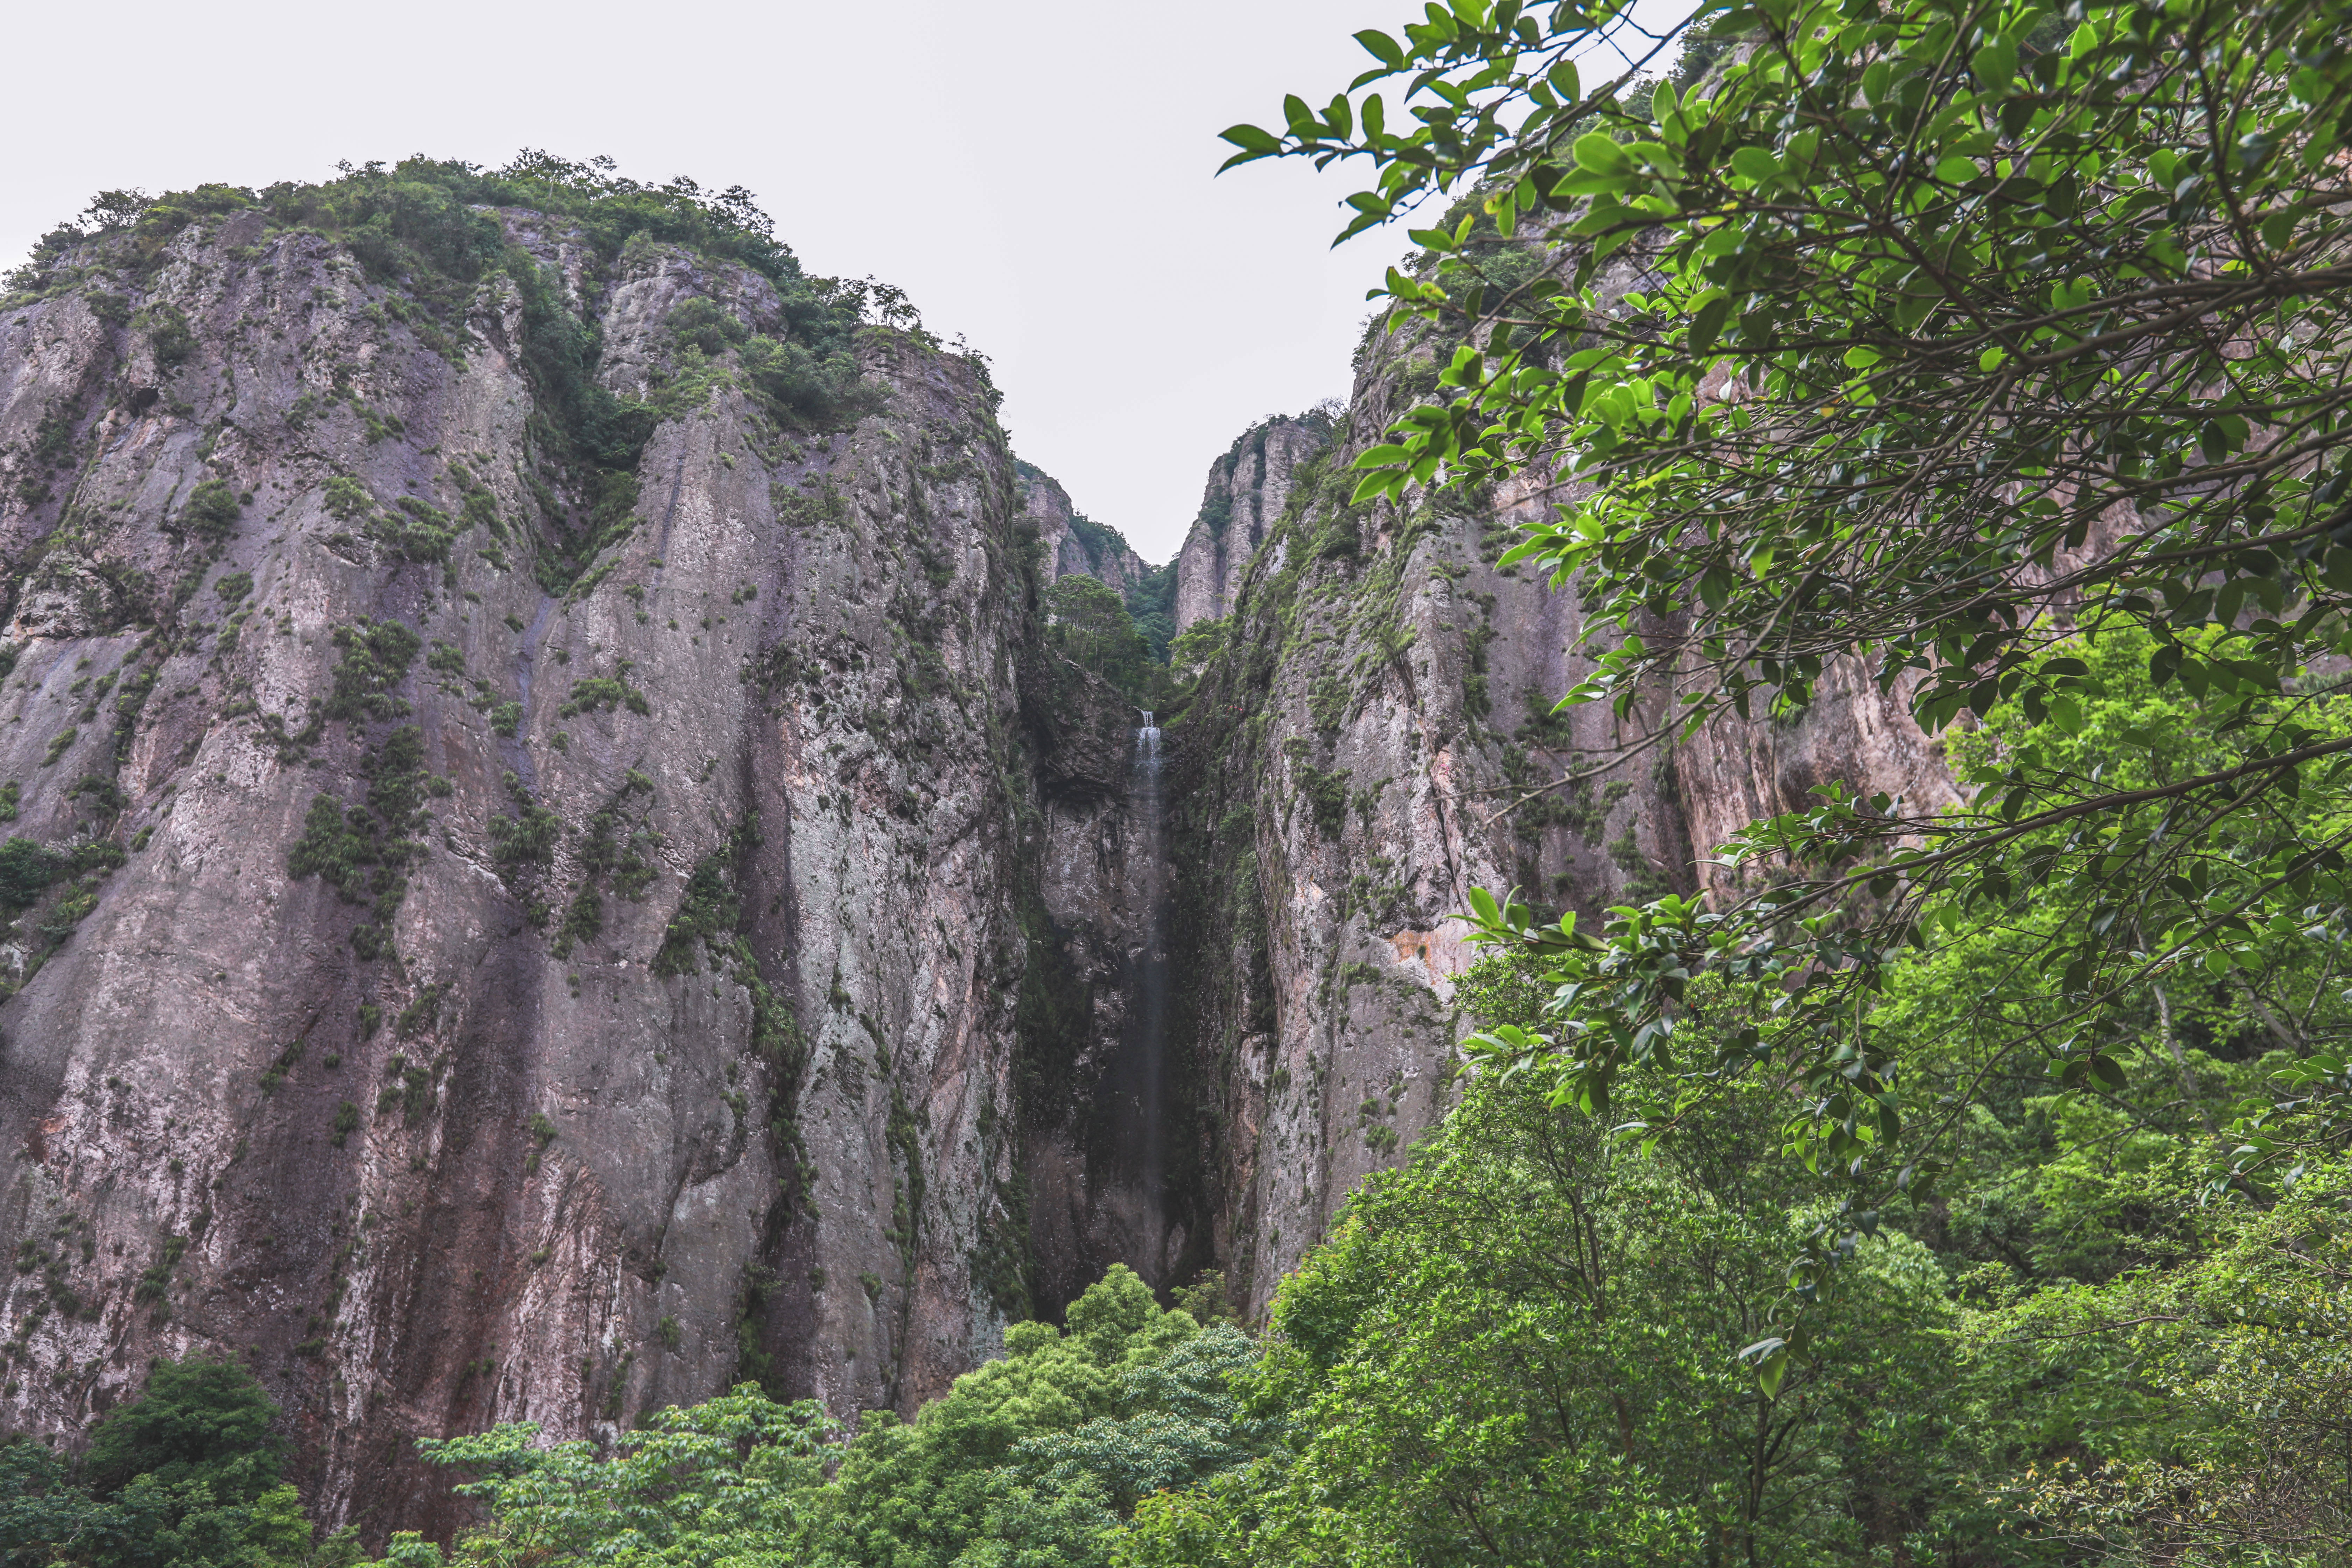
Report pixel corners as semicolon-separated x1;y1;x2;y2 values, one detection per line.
1018;462;1149;597
1170;415;1332;634
0;205;1089;1533
1158;352;1955;1317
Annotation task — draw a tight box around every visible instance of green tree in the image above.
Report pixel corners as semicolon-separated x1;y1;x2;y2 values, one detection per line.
1228;0;2352;1365
1046;577;1155;700
380;1386;837;1568
813;1267;1257;1568
85;1357;286;1502
1125;1069;1994;1568
378;1268;1264;1568
0;1358;324;1568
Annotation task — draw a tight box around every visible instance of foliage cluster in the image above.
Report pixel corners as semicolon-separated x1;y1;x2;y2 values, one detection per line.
1227;0;2352;1390
1045;576;1158;704
360;1267;1266;1568
0;1357;351;1568
287;620;438;960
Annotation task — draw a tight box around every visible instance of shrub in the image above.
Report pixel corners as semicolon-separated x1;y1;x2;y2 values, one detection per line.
323;476;373;522
667;296;746;355
1294;761;1351;838
0;839;62;912
739;335;870;428
142;304;194;369
490;776;560;872
560;676;649;718
375;497;454;563
179;479;241;544
323;619;421;722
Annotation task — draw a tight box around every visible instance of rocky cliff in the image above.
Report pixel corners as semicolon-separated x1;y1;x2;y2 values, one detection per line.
0;167;1955;1534
1169;412;1334;635
1016;461;1148;598
1154;350;1955;1318
0;174;1186;1533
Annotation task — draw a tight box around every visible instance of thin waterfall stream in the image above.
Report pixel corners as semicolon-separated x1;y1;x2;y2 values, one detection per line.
1132;710;1168;1223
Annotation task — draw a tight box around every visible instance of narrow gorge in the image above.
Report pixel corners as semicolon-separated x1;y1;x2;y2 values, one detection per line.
0;167;1949;1534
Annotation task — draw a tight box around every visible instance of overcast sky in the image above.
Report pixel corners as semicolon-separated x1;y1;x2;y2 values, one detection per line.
1;0;1675;564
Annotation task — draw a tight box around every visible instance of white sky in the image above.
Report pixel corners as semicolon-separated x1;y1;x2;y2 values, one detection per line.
1;0;1686;564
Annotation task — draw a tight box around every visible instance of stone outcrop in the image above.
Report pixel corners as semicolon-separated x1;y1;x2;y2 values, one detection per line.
1169;414;1332;634
0;179;1958;1535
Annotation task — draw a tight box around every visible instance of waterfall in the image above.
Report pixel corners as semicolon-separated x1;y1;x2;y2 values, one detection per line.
1132;709;1168;1228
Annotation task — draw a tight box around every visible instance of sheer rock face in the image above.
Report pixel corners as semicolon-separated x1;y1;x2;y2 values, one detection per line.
0;212;1065;1532
1170;418;1330;634
1017;464;1148;597
1162;358;1955;1318
1016;658;1199;1315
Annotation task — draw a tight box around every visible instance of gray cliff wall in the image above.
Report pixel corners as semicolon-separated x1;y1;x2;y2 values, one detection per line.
1016;462;1148;597
0;206;1114;1531
0;181;1961;1531
1161;334;1955;1320
1169;415;1331;635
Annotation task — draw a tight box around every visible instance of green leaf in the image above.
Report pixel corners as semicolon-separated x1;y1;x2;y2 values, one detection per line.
1353;28;1406;68
1574;133;1634;177
1729;146;1778;183
1218;124;1284;169
1972;35;2019;92
1744;1339;1790;1397
1689;293;1733;355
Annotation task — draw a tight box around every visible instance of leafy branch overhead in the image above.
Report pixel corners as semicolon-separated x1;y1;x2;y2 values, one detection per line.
1226;0;2352;1378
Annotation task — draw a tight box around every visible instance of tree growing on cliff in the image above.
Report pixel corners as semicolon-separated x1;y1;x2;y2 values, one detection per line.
1047;576;1157;701
1227;0;2352;1373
